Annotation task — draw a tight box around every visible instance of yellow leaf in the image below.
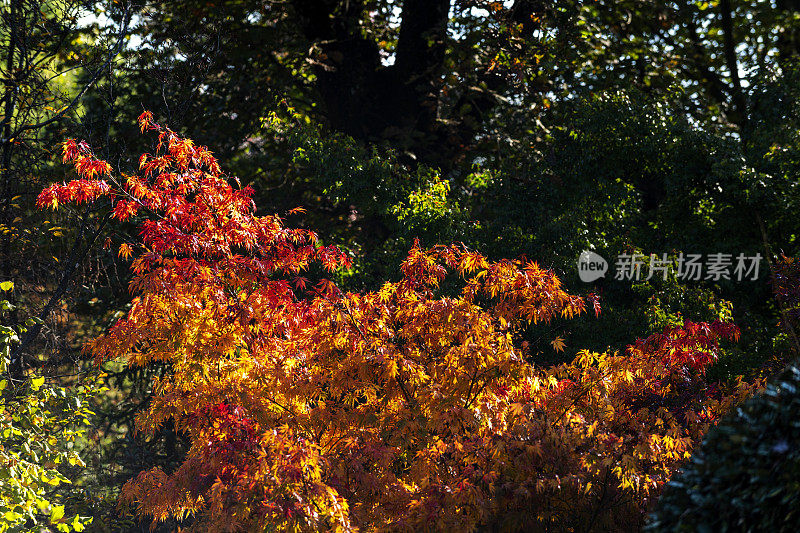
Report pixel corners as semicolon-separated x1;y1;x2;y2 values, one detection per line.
118;243;133;260
551;336;566;353
31;376;45;390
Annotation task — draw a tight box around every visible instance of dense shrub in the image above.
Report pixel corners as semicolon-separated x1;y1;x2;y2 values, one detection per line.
0;283;97;532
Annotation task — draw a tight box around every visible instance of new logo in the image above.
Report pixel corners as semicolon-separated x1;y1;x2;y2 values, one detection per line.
578;251;608;282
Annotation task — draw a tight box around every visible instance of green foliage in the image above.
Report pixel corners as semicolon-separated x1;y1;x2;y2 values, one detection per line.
482;90;752;264
265;110;466;289
0;283;96;532
648;361;800;532
745;63;800;256
461;90;774;364
260;92;780;372
8;2;800;530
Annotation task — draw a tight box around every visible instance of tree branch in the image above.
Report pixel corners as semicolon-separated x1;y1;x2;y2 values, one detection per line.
8;2;132;140
10;213;110;373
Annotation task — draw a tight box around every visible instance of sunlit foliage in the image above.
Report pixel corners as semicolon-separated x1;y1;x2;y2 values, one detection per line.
38;115;760;531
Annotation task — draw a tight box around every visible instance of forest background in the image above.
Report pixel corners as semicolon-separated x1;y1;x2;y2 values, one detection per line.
3;0;800;531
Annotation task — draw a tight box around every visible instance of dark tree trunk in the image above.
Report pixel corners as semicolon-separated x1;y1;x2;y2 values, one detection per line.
292;0;452;165
719;0;746;126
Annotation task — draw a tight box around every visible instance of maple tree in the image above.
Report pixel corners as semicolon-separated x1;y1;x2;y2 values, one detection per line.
37;113;761;531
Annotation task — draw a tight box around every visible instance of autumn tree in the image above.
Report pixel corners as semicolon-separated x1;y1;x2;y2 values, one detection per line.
35;114;762;531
